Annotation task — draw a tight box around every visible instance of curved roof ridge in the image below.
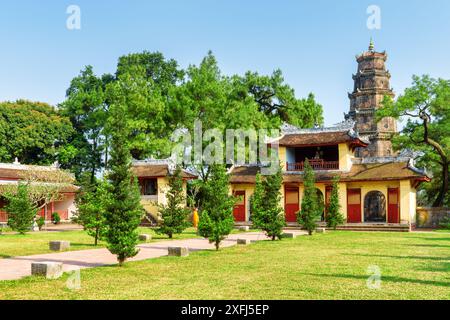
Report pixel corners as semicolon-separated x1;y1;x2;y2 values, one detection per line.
281;119;356;135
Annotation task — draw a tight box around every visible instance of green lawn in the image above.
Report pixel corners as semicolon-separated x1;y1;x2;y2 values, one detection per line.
0;231;449;299
0;227;202;258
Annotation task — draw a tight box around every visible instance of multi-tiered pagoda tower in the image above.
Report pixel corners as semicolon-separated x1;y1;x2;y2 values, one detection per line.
346;40;397;158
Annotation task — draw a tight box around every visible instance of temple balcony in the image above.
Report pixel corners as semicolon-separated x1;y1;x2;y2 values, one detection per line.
285;145;340;171
286;160;339;171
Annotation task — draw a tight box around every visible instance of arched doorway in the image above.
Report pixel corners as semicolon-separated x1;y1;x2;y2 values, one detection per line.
364;191;386;222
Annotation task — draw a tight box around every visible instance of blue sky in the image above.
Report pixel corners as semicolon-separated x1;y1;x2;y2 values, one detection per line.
1;0;449;125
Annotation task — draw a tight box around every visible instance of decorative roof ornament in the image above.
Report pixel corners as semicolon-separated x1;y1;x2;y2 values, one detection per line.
368;38;375;52
280;122;301;133
280;119;356;135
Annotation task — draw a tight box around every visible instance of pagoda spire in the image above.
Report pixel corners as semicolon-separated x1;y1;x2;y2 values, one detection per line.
368;38;374;52
348;43;397;158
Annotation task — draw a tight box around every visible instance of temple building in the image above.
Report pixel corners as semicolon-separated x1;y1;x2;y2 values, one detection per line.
132;42;430;231
132;159;197;225
0;161;78;224
229;42;430;231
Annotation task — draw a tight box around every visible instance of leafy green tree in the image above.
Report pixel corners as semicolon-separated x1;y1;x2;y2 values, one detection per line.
73;177;109;246
378;75;449;206
239;70;324;127
297;160;322;235
115;51;184;160
172;52;323;213
326;176;344;230
103;87;144;265
156;166;190;238
113;67;170;160
0;100;73;165
251;168;286;240
198;164;235;250
59;66;111;182
116;51;184;97
5;184;37;234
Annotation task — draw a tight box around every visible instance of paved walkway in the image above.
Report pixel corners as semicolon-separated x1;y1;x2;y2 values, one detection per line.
0;231;306;281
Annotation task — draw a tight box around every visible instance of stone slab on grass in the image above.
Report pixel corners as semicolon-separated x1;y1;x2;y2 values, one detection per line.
282;232;297;239
139;234;152;242
49;241;70;251
31;262;63;279
168;246;189;257
237;238;251;245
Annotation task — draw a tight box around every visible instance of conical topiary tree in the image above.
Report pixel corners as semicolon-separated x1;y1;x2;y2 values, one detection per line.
156;165;190;238
5;184;37;234
251;166;285;240
198;164;235;250
73;177;109;246
297;159;322;235
103;100;143;266
326;176;345;230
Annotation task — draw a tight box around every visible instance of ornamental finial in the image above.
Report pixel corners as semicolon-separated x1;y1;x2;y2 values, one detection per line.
369;38;374;52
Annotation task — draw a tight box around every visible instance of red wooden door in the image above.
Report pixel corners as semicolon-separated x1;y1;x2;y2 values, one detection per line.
387;188;400;223
0;197;7;222
347;189;361;223
233;191;246;222
285;187;299;222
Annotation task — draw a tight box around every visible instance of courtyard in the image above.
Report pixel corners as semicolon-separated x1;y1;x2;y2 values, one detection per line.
0;230;448;300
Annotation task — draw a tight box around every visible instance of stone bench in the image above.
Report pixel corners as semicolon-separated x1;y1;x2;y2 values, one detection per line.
316;228;326;233
49;241;70;251
31;262;63;279
139;234;152;242
168;246;189;257
282;232;297;239
237;238;251;245
237;226;250;232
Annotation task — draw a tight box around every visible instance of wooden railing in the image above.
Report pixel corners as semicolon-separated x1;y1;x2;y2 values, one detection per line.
286;160;339;171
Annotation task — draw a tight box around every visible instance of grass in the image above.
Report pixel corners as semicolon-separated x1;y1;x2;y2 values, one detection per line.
0;226;251;258
0;227;203;258
0;231;449;299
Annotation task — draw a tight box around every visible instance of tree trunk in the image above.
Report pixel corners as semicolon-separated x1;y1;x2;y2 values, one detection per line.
433;160;449;207
422;115;448;207
94;228;99;246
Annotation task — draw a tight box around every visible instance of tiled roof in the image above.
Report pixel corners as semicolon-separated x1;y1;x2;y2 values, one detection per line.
275;131;363;147
269;121;368;147
229;161;428;184
0;163;78;193
0;164;75;183
131;163;197;179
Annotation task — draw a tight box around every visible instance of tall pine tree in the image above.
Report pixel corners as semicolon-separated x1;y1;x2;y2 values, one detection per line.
326;176;345;230
73;176;109;246
5;184;37;235
156;165;190;238
103;96;143;265
297;159;322;235
251;166;285;240
198;164;235;250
